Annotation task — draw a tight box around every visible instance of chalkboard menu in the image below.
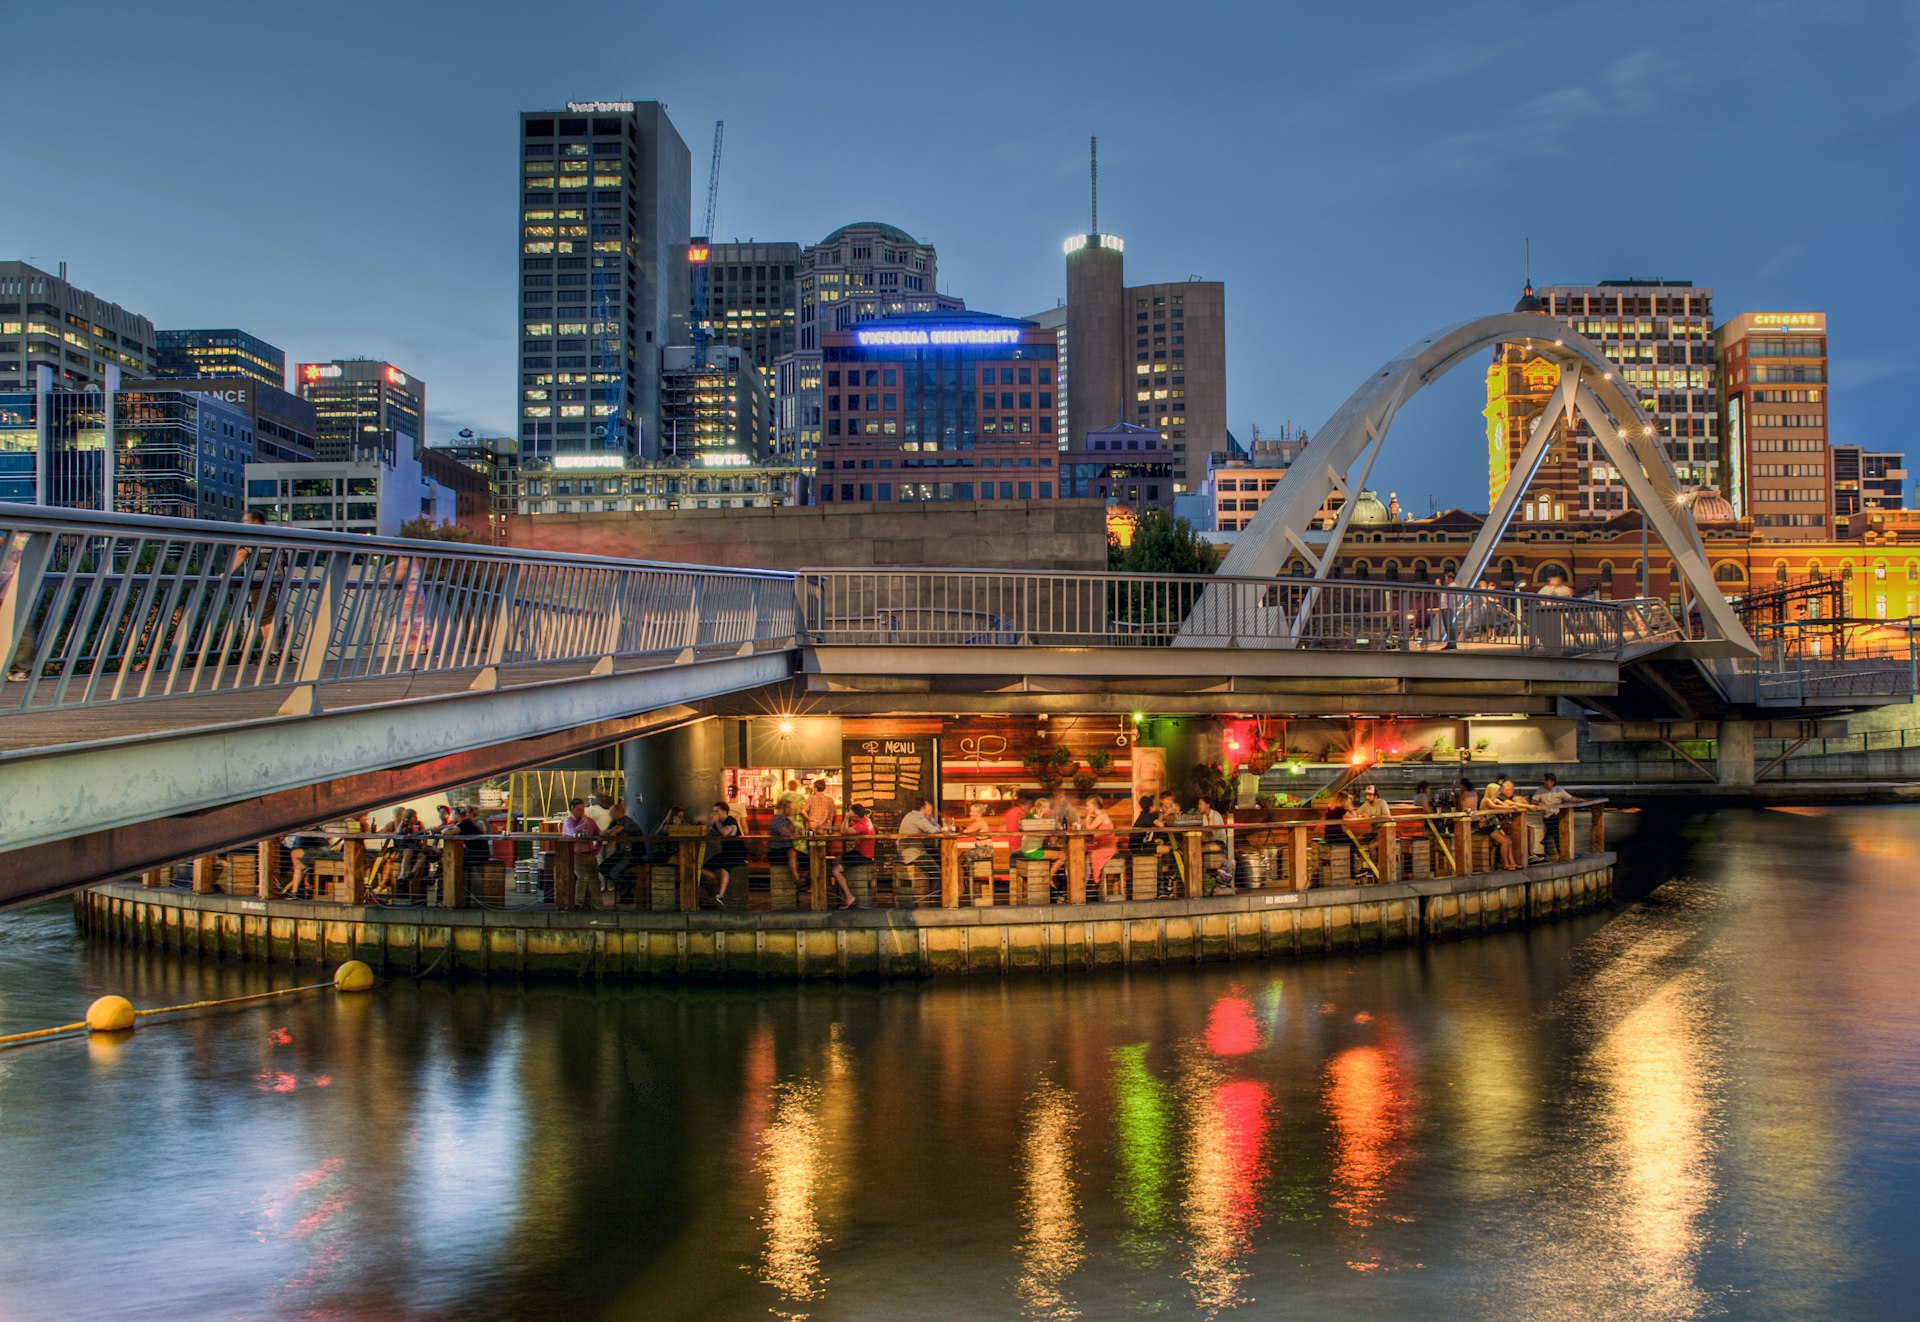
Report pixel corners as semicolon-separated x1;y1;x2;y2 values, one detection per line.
843;735;936;830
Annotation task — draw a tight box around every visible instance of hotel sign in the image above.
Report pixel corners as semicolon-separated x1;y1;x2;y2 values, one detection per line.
566;101;634;113
855;327;1021;347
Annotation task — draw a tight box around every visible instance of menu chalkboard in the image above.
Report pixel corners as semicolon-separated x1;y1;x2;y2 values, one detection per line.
843;735;936;830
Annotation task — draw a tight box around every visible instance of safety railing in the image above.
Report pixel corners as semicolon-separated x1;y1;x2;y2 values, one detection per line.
161;802;1610;914
1;506;797;715
1724;618;1920;704
796;569;1631;659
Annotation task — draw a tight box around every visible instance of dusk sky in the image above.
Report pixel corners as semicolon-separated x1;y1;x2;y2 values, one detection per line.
6;0;1915;513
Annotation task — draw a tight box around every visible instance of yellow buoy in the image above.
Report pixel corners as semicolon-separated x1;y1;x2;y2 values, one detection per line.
333;960;375;993
86;995;136;1033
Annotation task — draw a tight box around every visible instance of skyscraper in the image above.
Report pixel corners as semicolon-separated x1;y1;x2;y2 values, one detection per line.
0;261;153;392
691;240;799;387
295;359;424;464
517;101;691;462
153;329;286;389
1717;312;1831;538
1487;278;1717;522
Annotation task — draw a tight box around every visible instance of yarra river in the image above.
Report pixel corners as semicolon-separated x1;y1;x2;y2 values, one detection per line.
3;806;1918;1319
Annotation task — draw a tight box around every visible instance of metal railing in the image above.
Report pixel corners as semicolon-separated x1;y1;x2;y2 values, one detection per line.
796;569;1632;658
1723;618;1920;703
1;506;796;715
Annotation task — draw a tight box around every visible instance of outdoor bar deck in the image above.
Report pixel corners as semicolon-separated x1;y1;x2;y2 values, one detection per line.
77;805;1616;979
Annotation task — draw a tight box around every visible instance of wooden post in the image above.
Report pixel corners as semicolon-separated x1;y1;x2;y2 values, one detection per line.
1516;816;1533;866
1559;807;1575;861
1376;821;1400;883
677;838;701;912
806;836;829;905
191;855;216;894
1453;816;1474;877
1289;823;1312;892
1181;829;1203;899
342;838;368;905
1589;803;1606;854
1066;832;1087;905
441;840;465;909
939;835;961;909
258;839;280;894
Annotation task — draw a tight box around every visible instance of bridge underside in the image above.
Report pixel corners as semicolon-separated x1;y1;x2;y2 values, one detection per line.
0;651;789;909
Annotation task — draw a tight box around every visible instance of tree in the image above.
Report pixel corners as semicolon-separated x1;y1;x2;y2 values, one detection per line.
1109;510;1218;574
397;516;479;543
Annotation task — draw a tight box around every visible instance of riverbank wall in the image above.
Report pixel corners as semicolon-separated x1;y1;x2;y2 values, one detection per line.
76;854;1614;980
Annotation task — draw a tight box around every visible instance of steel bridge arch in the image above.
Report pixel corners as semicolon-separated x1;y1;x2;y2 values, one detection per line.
1207;312;1755;651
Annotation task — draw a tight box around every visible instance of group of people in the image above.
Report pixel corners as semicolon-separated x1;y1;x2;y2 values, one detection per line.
550;795;645;911
281;801;491;902
1318;771;1574;871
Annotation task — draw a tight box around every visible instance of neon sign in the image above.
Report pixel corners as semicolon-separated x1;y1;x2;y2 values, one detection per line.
551;454;623;469
300;364;341;381
566;101;634;113
386;367;409;386
1751;313;1822;330
688;246;709;264
854;327;1022;347
1064;233;1124;254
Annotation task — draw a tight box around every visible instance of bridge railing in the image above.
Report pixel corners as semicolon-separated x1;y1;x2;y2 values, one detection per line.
0;507;796;715
796;569;1629;658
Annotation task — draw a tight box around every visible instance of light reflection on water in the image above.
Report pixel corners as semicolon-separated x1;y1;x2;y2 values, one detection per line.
3;806;1920;1319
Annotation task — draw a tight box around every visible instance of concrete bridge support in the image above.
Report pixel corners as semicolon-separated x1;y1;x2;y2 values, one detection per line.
1717;719;1757;787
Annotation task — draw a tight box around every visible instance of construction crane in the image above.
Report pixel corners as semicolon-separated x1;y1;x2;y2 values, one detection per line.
692;119;723;356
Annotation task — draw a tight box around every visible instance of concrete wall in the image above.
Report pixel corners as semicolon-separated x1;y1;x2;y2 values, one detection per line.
503;498;1109;571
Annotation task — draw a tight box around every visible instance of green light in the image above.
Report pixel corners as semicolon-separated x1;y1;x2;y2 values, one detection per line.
1130;710;1145;724
1288;762;1304;775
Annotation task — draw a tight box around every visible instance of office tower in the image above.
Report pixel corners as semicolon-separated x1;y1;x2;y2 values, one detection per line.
1831;444;1905;520
428;431;519;541
145;376;318;464
152;329;286;389
518;101;691;461
692;240;799;387
1717;312;1830;538
1488;278;1717;520
779;222;964;466
0;261;153;391
813;312;1059;503
1052;236;1227;494
659;344;772;462
295;359;424;464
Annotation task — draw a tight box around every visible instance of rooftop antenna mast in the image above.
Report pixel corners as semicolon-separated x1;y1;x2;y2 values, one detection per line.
1090;135;1097;232
1525;236;1532;285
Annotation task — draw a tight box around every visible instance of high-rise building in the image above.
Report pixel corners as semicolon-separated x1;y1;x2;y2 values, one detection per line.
813;312;1060;503
659;344;773;462
518;101;691;461
1487;278;1717;521
1049;235;1227;494
145;376;317;464
1716;312;1831;538
0;261;153;392
1210;425;1311;533
152;328;286;389
0;377;252;519
295;359;424;464
428;431;518;542
691;240;799;387
1832;444;1906;520
778;222;965;467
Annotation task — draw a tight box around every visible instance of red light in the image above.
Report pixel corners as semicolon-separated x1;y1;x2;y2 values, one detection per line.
688;246;710;263
302;364;321;381
1350;751;1365;765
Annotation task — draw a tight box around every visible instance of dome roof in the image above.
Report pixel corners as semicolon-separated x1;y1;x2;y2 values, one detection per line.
1349;489;1390;526
1689;488;1734;523
820;221;920;246
1513;280;1544;314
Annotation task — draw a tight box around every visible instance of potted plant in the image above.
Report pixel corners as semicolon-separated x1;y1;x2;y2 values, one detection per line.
1023;743;1075;789
1431;734;1456;763
1470;736;1495;762
1072;749;1112;793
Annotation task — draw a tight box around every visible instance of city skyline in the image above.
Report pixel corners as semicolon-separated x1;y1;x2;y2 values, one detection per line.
4;0;1915;511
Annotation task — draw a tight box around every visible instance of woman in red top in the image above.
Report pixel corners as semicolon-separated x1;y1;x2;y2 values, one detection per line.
824;803;871;909
1083;795;1119;893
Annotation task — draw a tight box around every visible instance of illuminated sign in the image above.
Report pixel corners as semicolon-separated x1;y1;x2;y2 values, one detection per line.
386;367;409;386
565;101;635;113
699;452;752;467
688;246;709;264
300;364;341;382
1751;313;1823;329
1063;233;1125;254
551;454;624;470
855;326;1022;348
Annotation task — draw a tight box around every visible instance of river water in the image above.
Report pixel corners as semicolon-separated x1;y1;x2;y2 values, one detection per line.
2;805;1917;1320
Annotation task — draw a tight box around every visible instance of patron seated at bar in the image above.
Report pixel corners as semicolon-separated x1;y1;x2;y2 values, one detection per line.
896;797;945;895
1351;784;1391;820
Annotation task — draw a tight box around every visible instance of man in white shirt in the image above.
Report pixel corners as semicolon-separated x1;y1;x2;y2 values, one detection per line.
897;798;945;897
1532;772;1573;860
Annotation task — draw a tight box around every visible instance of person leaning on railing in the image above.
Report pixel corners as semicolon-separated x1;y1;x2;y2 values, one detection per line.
554;798;601;911
1530;772;1573;862
699;801;746;908
599;802;643;901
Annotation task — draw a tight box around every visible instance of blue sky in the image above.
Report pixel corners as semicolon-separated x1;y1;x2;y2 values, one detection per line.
5;0;1915;512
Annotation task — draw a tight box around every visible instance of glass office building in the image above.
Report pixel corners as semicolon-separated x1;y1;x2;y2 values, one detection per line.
153;329;287;389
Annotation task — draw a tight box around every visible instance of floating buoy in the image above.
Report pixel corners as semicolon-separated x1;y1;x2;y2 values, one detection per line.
86;995;136;1033
333;960;375;993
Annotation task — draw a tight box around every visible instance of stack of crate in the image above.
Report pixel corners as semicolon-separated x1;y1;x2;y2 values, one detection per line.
1470;834;1493;873
1019;859;1055;906
1405;837;1432;878
224;852;260;896
765;864;797;911
1321;842;1352;886
476;863;509;907
649;866;678;912
847;864;877;908
1130;854;1160;901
